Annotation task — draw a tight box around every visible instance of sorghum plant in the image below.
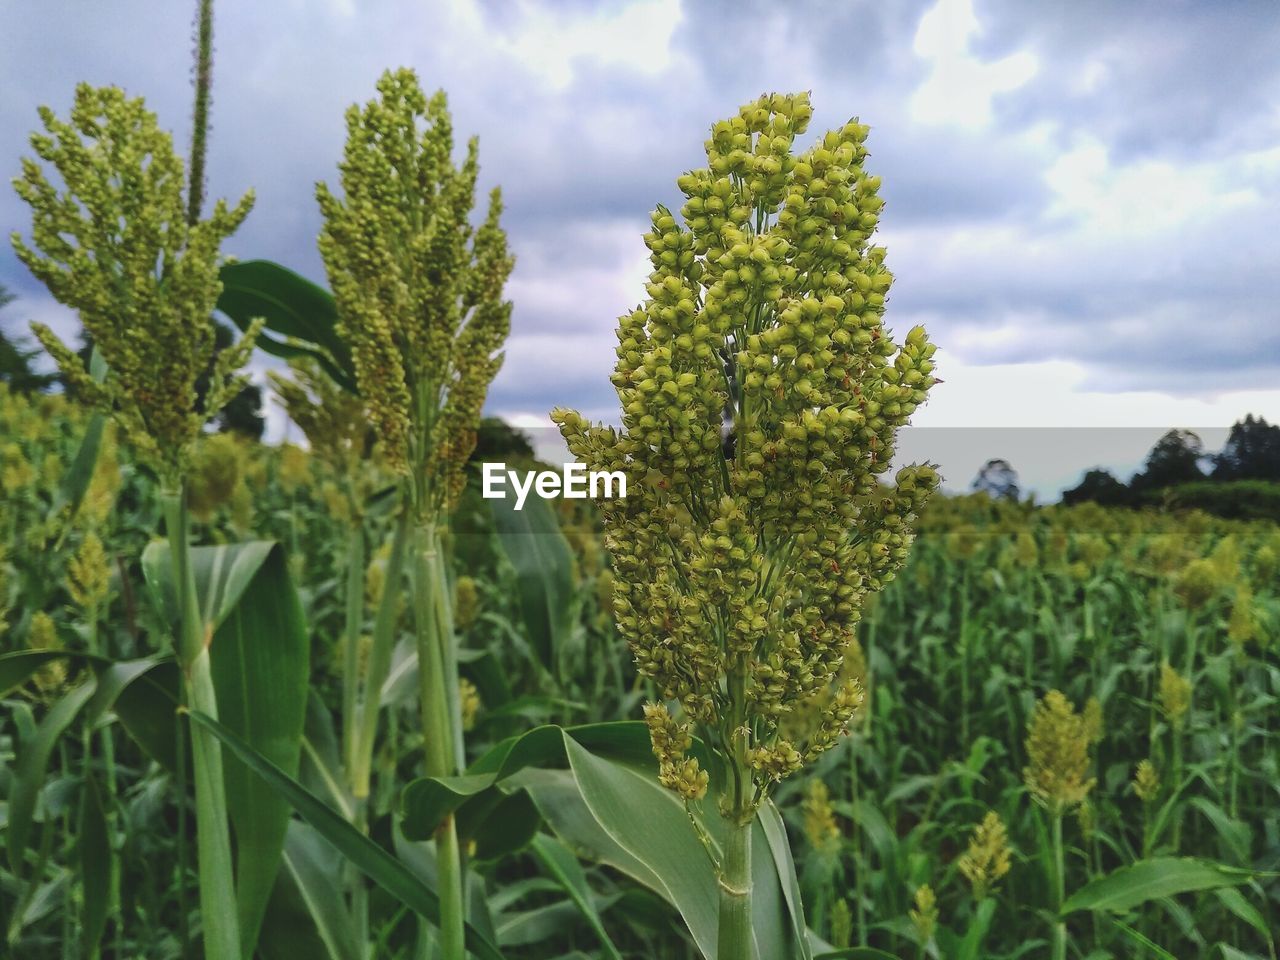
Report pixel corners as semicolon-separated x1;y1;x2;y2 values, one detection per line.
956;810;1011;902
554;92;938;958
316;66;513;958
1024;689;1097;960
11;82;257;960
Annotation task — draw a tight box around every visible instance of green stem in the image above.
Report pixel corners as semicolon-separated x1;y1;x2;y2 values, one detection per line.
162;488;242;960
717;816;753;960
1171;721;1184;852
849;740;866;946
351;509;411;801
717;659;753;960
1051;811;1066;960
342;519;366;779
411;519;464;959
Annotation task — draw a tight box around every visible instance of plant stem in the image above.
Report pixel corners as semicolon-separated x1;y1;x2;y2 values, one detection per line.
350;509;411;801
342;518;365;779
1051;811;1066;960
717;815;753;960
717;659;753;960
411;518;464;959
849;739;867;946
161;487;241;960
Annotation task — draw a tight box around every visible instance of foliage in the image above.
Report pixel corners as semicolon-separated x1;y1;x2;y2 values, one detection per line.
1212;414;1280;481
971;458;1020;501
1130;429;1206;495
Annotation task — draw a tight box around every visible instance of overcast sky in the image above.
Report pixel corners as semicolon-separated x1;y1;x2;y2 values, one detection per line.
3;0;1278;495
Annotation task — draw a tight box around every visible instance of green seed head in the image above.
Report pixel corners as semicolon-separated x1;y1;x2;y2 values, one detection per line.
553;93;938;805
957;810;1011;901
317;68;513;514
1133;759;1160;803
1023;689;1096;816
11;83;257;485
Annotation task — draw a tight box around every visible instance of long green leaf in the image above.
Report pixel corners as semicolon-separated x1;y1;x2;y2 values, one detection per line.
213;544;309;955
489;488;574;672
187;710;506;960
0;650;107;698
275;821;362;960
143;540;309;956
1061;858;1254;915
78;772;111;956
758;799;812;960
1111;920;1178;959
7;677;98;871
216;259;355;390
401;721;653;842
529;833;623;960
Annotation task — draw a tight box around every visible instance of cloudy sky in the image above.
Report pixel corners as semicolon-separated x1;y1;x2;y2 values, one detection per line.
2;0;1278;495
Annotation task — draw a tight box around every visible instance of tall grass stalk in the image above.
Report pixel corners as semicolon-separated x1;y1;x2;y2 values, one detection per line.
161;487;241;960
410;518;465;958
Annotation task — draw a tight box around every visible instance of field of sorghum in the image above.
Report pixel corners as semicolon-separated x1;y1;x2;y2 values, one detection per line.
1;37;1277;960
4;382;1277;959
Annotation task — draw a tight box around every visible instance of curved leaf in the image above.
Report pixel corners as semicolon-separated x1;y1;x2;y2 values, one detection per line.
1062;858;1254;915
7;677;98;871
78;772;111;954
216;259;355;391
529;833;624;960
187;710;505;960
141;540;309;955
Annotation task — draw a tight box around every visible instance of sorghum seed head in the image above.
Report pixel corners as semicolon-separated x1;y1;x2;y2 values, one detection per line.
1158;661;1192;728
956;810;1011;901
12;84;256;484
317;69;512;514
1023;689;1096;816
554;93;936;807
1133;759;1160;802
910;884;938;944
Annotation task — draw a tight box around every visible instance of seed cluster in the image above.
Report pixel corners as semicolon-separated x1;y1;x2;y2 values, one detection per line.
316;69;513;514
1023;690;1097;816
554;93;938;802
956;811;1011;901
11;84;257;484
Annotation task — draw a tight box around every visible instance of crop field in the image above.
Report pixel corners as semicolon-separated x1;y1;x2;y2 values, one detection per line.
3;383;1277;959
2;5;1278;960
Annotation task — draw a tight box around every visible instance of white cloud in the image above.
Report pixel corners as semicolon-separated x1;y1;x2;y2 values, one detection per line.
910;0;1038;128
474;0;685;91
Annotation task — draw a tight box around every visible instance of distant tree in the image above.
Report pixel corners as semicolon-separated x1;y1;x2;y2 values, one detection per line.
0;283;57;393
1212;414;1280;481
1130;429;1205;493
471;416;535;462
972;458;1020;500
1063;467;1131;507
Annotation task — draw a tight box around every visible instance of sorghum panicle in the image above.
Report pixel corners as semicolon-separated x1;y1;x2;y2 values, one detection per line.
316;68;513;512
1158;661;1192;728
1023;689;1097;816
11;84;258;483
1133;759;1160;802
553;92;938;807
956;810;1011;901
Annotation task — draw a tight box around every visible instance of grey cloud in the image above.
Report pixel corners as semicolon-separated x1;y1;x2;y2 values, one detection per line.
2;0;1276;425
